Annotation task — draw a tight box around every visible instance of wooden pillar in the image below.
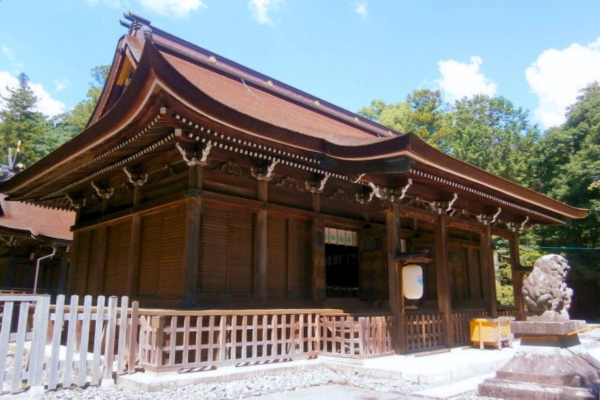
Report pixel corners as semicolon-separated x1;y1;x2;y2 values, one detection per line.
386;203;405;353
311;193;326;302
92;226;108;297
435;215;454;348
67;232;80;296
509;230;525;320
480;224;498;318
57;251;69;295
182;164;203;307
254;180;268;301
127;173;148;299
127;216;141;298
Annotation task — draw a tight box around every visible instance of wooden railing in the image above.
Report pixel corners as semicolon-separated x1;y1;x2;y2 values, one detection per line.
319;314;394;358
451;310;488;344
138;310;395;372
404;311;445;352
138;310;322;372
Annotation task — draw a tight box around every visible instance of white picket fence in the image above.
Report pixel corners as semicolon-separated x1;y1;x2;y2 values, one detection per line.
0;294;139;396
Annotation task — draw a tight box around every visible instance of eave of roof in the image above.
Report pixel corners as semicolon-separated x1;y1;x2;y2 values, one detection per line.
0;17;588;224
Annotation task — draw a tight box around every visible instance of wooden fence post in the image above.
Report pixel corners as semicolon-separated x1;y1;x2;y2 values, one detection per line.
117;296;129;373
128;301;139;374
102;296;118;386
28;295;50;396
48;295;66;390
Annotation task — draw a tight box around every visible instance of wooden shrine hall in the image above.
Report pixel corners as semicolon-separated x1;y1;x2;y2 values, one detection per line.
0;13;587;357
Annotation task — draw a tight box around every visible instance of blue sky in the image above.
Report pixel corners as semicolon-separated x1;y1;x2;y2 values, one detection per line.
1;0;600;130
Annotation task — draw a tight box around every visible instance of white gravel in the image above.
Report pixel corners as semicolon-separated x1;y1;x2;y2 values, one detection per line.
37;366;499;400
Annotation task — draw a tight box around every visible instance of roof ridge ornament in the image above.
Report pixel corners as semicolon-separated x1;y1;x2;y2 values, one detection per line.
123;12;152;40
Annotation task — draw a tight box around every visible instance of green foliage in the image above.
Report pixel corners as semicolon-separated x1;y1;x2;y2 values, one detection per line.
535;82;600;278
357;90;454;151
450;96;541;189
0;73;49;166
0;66;108;168
65;65;109;132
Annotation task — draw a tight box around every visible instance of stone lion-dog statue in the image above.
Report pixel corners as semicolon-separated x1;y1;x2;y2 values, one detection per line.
522;254;573;321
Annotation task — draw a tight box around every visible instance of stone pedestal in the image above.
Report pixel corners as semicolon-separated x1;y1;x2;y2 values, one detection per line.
479;320;600;400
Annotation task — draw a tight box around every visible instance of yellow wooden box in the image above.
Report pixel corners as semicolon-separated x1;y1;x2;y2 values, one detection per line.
470;317;514;349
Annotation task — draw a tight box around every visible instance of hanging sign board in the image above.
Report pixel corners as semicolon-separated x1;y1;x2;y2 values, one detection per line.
330;228;338;245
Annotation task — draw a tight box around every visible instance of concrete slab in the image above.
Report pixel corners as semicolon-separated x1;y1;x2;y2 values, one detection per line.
331;345;519;384
248;384;404;400
412;373;495;399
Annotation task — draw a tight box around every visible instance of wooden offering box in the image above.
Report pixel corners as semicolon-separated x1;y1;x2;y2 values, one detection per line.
470;317;514;349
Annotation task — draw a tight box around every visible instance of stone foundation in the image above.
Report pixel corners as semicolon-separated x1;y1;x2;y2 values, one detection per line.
478;321;600;400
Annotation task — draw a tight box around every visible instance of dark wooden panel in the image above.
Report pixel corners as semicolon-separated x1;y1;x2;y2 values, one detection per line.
288;219;311;298
73;230;91;295
138;213;161;295
200;206;229;296
86;229;101;293
227;209;253;297
105;219;132;296
158;206;186;296
267;216;287;298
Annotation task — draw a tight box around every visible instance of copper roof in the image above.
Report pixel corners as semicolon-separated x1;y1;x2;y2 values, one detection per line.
0;195;74;241
0;13;588;225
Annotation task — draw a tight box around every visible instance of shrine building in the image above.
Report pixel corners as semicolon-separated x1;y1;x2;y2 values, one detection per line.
0;13;587;354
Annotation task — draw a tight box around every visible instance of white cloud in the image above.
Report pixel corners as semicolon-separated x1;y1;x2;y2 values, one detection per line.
526;38;600;128
2;46;15;61
355;1;367;17
437;56;497;103
54;79;69;92
249;0;283;25
137;0;206;17
0;71;65;117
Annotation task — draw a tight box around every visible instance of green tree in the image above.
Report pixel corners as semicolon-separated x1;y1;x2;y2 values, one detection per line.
449;95;540;189
0;73;49;166
536;83;600;277
358;90;454;151
65;65;109;132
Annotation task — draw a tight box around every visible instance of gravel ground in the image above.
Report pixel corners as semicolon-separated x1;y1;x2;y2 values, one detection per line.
35;366;499;400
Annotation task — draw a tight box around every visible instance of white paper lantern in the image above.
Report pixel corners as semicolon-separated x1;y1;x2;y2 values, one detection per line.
402;264;424;300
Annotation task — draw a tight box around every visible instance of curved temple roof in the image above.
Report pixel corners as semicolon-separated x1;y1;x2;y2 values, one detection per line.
0;13;588;226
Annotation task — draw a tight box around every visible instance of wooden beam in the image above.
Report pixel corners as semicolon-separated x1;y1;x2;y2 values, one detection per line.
509;230;525;320
386;203;405;354
127;215;141;298
435;215;453;348
480;224;498;317
254;180;268;302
